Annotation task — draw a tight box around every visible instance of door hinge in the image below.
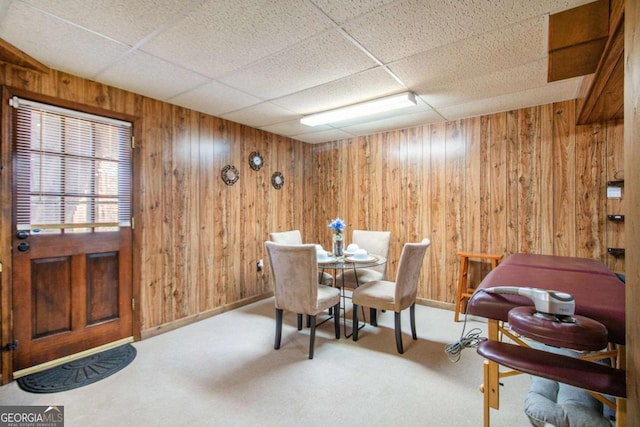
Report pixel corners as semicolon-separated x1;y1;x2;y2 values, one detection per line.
3;340;18;352
131;136;135;149
131;298;136;311
131;216;135;230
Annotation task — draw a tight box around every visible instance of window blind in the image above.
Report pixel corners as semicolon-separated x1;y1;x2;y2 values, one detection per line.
12;96;132;233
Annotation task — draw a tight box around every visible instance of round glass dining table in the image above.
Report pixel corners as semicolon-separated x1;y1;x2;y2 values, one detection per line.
318;254;387;337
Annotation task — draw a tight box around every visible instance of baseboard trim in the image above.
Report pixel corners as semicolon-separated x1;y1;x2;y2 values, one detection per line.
141;292;274;340
416;297;454;311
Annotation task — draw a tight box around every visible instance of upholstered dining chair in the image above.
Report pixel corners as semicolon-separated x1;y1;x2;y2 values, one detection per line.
264;241;341;359
352;239;431;354
269;230;333;287
269;230;303;245
336;230;391;288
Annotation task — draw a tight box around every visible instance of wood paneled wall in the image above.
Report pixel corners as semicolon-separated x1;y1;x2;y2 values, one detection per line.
0;63;625;375
0;64;313;346
310;101;624;305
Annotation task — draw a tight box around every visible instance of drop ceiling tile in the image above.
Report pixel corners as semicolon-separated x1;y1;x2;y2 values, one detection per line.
259;119;333;138
390;16;545;89
311;0;397;24
218;30;379;100
19;0;203;45
0;1;129;78
273;67;404;114
98;51;210;101
438;77;582;121
338;109;443;136
141;0;334;78
221;102;298;129
293;128;356;144
420;59;549;110
169;81;263;117
344;0;595;63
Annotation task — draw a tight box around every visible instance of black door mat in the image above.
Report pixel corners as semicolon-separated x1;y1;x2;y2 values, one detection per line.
17;344;136;393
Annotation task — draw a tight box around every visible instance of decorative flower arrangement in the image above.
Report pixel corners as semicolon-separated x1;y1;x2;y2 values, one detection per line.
328;217;346;256
328;217;346;236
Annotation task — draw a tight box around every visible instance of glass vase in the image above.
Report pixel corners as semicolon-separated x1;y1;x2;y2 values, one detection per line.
332;233;344;257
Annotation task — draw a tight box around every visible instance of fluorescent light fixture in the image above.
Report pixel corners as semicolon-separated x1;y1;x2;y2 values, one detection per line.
300;92;417;127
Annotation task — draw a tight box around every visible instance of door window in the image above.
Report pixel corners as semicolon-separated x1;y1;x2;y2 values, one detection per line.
12;97;132;234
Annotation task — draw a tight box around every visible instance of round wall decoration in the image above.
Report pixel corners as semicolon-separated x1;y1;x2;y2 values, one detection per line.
249;151;264;171
221;164;239;186
271;171;284;189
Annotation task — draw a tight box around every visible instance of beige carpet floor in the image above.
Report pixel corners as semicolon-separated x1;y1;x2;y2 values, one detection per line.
0;297;533;426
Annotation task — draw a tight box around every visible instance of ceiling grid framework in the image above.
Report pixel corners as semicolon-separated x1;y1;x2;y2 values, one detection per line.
0;0;594;143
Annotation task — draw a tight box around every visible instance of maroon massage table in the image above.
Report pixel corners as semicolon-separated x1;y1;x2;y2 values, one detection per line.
466;253;626;426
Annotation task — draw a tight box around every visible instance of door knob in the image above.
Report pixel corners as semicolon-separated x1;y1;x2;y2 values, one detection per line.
17;242;30;252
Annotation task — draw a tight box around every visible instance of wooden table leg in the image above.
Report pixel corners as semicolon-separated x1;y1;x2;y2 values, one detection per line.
616;345;626;427
480;319;501;427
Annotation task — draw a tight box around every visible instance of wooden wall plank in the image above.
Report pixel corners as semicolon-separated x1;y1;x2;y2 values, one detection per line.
605;120;625;273
428;123;446;301
552;101;577;255
540;103;556;254
197;114;216;311
444;121;464;302
517;107;541;253
505;110;519;255
575;122;605;259
488;113;508;254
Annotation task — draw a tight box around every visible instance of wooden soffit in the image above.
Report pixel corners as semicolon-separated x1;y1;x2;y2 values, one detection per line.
548;0;610;82
576;0;624;124
0;38;49;73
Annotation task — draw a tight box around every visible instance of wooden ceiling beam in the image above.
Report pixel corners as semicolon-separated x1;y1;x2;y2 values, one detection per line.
0;38;49;73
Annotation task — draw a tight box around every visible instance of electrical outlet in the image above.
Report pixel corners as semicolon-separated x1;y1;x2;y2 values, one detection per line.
257;259;264;272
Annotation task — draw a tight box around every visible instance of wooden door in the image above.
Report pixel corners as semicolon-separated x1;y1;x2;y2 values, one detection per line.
12;230;132;371
9;96;134;372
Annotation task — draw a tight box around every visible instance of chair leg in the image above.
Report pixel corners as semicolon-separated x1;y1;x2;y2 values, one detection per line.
275;308;283;350
352;304;359;341
309;315;316;359
370;308;378;326
333;302;340;339
297;313;302;331
306;314;311;328
410;303;417;340
394;311;404;354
